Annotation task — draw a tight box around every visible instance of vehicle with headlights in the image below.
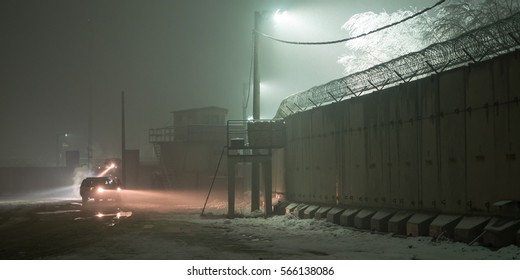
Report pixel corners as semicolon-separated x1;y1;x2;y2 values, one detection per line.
80;177;123;203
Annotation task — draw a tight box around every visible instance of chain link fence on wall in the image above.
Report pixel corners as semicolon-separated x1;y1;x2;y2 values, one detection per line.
274;12;520;119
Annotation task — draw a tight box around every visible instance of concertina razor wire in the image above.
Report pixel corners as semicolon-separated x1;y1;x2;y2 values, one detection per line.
274;12;520;119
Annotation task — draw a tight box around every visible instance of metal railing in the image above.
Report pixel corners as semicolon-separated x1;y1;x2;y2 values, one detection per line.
149;125;227;143
226;120;286;156
149;126;175;143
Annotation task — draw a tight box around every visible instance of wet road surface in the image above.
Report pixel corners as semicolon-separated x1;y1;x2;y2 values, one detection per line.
3;190;520;260
0;190;257;260
0;200;127;259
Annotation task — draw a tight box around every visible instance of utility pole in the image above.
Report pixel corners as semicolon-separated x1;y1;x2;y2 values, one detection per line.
121;91;126;186
251;11;261;212
88;91;92;172
87;18;93;173
253;11;260;121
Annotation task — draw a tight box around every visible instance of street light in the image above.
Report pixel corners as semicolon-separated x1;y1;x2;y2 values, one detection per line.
252;9;288;120
273;9;288;24
251;9;287;212
253;11;261;121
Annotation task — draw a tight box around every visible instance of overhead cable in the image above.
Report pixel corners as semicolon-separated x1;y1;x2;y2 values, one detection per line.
274;12;520;119
256;0;446;45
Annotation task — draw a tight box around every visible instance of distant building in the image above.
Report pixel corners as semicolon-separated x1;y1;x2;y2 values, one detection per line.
149;106;231;191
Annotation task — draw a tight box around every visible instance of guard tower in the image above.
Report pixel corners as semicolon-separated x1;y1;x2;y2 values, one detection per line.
149;106;228;189
227;119;285;217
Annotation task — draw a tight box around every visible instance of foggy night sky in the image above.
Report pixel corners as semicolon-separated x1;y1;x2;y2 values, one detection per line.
0;0;428;165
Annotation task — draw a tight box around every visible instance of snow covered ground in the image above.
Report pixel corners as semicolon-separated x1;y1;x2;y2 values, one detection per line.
5;212;520;280
2;193;520;280
2;191;520;260
194;214;520;260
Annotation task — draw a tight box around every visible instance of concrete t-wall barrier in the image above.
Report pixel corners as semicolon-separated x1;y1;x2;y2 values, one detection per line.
281;50;520;216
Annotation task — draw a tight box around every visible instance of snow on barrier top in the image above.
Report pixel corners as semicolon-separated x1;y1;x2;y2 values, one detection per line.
274;12;520;119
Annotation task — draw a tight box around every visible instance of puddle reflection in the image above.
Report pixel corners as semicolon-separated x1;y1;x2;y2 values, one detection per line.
95;211;133;219
94;210;133;227
77;201;133;226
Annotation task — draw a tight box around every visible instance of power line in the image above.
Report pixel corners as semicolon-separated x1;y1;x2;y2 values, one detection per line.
256;0;446;45
274;11;520;118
